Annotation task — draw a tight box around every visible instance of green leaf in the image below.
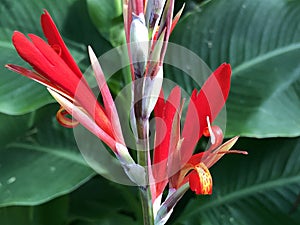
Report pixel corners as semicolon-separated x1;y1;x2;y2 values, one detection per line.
0;104;94;206
87;0;125;47
0;196;69;225
172;137;300;225
0;113;31;146
0;52;55;115
69;176;141;224
0;0;111;115
168;0;300;137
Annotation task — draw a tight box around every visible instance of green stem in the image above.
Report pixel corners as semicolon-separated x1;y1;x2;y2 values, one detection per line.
136;118;154;225
139;186;154;225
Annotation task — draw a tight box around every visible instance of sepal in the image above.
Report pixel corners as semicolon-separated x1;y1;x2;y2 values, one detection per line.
116;143;146;186
154;184;189;225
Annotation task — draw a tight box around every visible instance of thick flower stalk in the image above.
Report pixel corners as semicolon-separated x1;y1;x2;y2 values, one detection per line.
122;1;184;224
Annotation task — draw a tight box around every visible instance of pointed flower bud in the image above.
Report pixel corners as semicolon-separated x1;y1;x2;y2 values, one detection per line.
130;14;149;79
142;66;163;118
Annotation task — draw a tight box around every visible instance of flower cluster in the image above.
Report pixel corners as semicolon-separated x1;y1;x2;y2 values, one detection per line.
6;1;246;224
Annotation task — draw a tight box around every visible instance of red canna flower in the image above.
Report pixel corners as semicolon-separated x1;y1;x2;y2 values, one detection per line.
152;63;247;205
5;10;125;153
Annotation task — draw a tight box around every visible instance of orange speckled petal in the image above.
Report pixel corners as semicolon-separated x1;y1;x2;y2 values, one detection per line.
189;162;212;195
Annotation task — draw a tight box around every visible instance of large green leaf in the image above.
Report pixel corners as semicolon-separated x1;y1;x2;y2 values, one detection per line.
171;137;300;225
0;176;140;225
0;113;31;146
0;0;111;115
0;105;94;206
168;0;300;137
68;176;141;224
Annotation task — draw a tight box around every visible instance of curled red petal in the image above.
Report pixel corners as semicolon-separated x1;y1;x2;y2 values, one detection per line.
56;107;79;128
204;124;224;152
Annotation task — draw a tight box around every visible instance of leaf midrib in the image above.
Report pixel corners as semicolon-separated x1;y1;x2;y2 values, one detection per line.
232;42;300;75
8;143;88;167
230;42;300;128
183;174;300;219
0;40;13;49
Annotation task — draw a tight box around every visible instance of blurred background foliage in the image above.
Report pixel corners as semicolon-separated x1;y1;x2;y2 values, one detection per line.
0;0;299;224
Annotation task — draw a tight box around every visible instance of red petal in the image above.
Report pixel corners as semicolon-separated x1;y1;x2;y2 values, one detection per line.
180;64;231;165
153;86;181;164
184;63;231;137
187;152;204;166
152;86;181;198
196;63;231;126
12;31;77;96
41;10;83;79
179;90;201;165
154;89;165;116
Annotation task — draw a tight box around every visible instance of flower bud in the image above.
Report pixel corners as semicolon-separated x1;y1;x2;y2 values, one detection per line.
130;14;149;79
142;66;163;118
